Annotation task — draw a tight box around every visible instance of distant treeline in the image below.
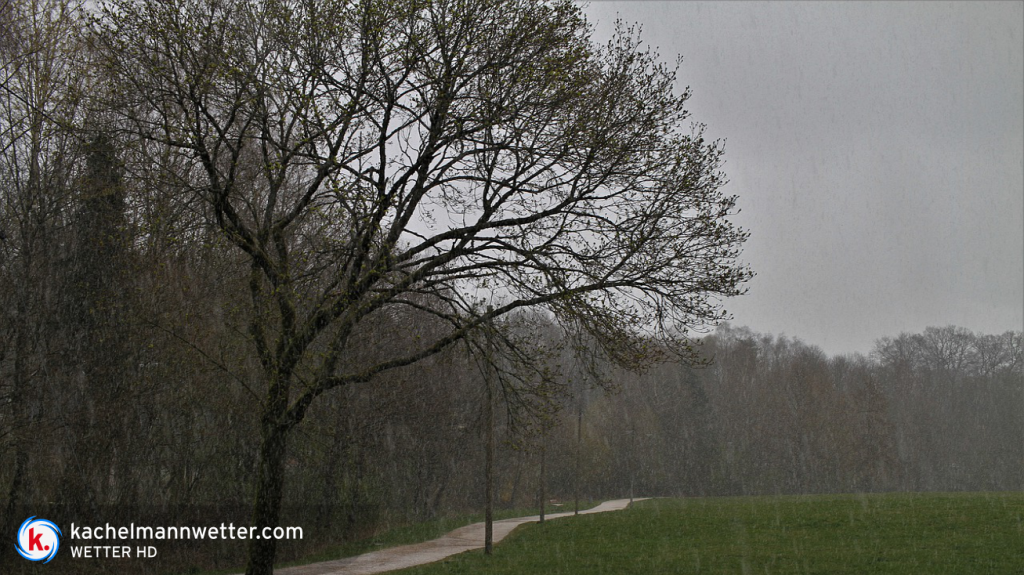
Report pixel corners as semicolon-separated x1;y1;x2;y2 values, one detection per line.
584;324;1023;498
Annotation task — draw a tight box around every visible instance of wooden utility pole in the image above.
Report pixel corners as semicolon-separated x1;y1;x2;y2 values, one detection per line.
574;384;582;516
627;420;635;504
484;307;495;555
538;441;546;523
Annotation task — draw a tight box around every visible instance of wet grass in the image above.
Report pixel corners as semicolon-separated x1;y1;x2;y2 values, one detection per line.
396;492;1024;575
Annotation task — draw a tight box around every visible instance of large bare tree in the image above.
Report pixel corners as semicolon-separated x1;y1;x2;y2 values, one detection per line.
94;0;751;572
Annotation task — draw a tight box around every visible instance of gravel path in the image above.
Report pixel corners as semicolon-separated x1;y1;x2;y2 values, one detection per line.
260;499;640;575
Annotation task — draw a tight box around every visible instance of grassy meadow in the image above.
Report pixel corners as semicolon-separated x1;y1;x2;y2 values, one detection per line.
394;493;1024;575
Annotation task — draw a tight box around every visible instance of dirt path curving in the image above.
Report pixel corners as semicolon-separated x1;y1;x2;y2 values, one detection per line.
261;499;641;575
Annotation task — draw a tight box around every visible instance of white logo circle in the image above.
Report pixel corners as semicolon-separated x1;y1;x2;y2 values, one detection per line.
16;517;61;563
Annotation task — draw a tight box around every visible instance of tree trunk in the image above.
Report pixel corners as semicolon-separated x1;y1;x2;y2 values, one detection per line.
246;423;288;575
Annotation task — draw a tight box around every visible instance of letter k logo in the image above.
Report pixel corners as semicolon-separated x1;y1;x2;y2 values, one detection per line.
28;528;44;551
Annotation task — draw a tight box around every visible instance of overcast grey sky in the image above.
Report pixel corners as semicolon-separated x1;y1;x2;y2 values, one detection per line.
581;1;1024;356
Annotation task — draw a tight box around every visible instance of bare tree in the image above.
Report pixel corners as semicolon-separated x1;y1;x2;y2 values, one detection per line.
93;0;751;572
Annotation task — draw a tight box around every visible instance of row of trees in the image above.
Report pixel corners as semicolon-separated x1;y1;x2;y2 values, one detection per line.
409;323;1021;518
1;0;750;573
583;325;1022;498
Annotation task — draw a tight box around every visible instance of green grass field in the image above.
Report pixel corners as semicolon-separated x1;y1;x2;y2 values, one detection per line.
395;493;1024;575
